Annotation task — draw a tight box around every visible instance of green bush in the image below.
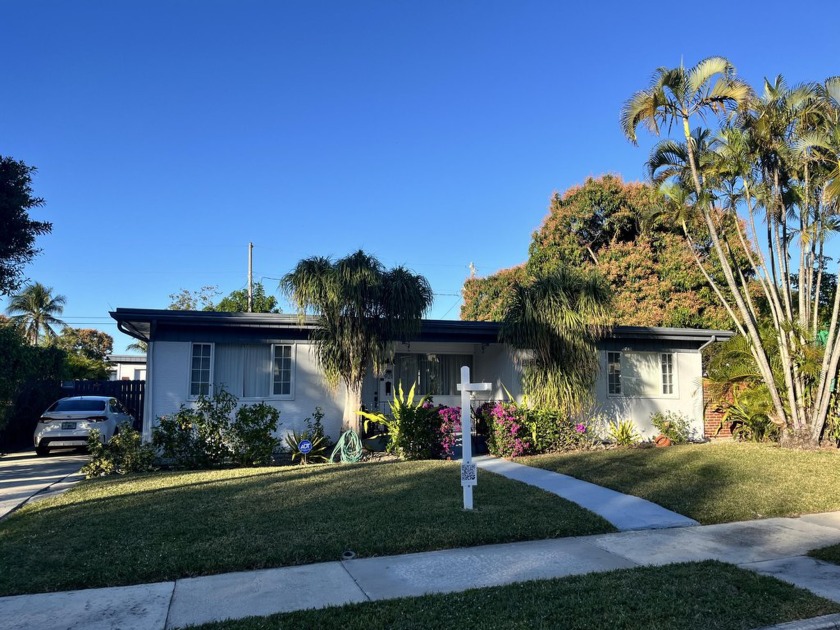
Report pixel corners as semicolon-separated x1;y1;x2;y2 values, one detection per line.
81;425;155;478
527;407;593;452
607;419;641;446
650;410;693;444
152;390;281;469
285;430;329;463
229;402;281;466
357;382;442;460
284;406;331;463
722;388;779;443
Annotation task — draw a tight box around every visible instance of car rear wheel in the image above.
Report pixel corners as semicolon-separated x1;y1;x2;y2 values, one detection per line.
35;444;50;457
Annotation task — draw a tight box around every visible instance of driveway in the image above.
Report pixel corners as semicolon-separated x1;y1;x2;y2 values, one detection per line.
0;451;88;519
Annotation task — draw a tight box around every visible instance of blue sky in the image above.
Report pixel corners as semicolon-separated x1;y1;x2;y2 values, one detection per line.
3;0;839;353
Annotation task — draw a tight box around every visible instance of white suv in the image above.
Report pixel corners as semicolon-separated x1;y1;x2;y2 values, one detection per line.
34;396;135;456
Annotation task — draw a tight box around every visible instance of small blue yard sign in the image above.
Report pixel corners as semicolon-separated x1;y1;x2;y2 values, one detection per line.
299;439;313;455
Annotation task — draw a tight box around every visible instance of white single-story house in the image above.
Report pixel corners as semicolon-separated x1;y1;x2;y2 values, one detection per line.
107;354;147;381
110;308;733;443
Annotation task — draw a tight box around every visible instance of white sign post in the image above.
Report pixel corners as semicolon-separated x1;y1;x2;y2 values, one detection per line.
456;365;491;510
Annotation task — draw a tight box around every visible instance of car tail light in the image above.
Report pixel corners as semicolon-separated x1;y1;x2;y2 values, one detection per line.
39;417;52;424
88;416;108;422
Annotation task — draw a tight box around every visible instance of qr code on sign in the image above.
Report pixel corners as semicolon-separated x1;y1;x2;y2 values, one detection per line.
460;463;477;486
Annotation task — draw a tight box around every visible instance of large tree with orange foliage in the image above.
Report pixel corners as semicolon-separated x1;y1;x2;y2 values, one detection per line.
461;174;750;329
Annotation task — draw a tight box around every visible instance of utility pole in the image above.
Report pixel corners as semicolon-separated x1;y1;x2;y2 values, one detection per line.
248;242;253;313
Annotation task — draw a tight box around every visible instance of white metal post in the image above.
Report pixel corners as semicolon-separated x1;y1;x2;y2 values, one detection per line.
460;365;473;509
457;366;490;510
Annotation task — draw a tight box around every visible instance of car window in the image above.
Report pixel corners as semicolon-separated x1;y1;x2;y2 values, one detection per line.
109;399;119;413
50;399;107;412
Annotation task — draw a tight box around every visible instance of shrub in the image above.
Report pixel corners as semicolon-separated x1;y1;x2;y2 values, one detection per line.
825;396;840;447
650;410;694;444
285;430;329;464
482;400;593;457
81;425;155;478
486;402;533;458
229;402;281;466
437;406;461;458
526;407;592;452
284;406;331;464
152;390;281;469
607;419;641;446
722;388;779;443
357;382;441;460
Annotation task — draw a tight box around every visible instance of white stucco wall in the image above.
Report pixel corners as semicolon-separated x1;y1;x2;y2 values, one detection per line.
145;340;345;441
473;343;524;403
144;338;706;444
592;349;704;439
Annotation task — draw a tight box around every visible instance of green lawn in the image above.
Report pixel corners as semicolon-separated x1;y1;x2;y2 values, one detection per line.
810;544;840;565
0;460;613;596
188;561;840;630
519;441;840;524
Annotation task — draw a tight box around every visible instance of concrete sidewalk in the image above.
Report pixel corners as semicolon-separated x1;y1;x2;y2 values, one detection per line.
476;455;699;530
3;512;840;629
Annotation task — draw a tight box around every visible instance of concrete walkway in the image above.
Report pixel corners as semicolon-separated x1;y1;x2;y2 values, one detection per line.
0;450;87;520
2;512;840;629
476;454;699;530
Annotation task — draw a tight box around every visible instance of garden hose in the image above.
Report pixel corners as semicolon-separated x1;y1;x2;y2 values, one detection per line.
330;429;364;464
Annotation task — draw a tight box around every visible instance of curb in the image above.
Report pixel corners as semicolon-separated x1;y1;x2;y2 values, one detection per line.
757;613;840;630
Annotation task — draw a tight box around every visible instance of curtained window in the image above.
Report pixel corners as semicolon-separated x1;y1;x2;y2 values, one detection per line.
393;353;472;396
212;344;285;399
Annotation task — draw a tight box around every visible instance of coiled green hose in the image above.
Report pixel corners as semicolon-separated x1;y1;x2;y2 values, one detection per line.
330;429;364;463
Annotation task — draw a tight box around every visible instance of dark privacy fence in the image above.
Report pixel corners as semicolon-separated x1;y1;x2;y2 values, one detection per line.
0;379;145;453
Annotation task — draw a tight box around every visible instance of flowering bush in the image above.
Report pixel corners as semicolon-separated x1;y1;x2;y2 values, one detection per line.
437;406;461;458
486;402;533;458
479;400;594;457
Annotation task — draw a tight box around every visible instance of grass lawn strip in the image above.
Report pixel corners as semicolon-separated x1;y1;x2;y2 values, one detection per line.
0;460;613;596
186;560;840;630
520;442;840;525
809;544;840;566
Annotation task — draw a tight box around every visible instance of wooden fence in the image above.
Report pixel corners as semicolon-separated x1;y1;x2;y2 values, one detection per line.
61;380;145;431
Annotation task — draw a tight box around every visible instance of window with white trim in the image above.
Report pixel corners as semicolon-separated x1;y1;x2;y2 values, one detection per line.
272;344;294;397
190;343;213;397
661;353;674;395
209;343;295;399
607;352;621;395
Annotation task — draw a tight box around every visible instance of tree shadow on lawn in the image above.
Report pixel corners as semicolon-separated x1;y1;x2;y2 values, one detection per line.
521;443;840;525
0;459;613;596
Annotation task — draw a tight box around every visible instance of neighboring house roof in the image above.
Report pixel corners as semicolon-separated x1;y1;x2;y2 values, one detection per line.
106;354;147;365
110;308;734;346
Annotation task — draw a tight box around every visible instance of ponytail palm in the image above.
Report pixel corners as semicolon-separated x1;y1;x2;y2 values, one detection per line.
281;250;433;431
500;265;611;413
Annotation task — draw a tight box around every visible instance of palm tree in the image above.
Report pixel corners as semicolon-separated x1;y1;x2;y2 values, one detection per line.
499;265;611;413
621;57;794;433
281;250;433;431
125;340;148;353
5;282;66;345
624;59;840;445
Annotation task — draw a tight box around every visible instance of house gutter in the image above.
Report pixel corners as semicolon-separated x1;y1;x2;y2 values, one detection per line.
697;335;717;352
